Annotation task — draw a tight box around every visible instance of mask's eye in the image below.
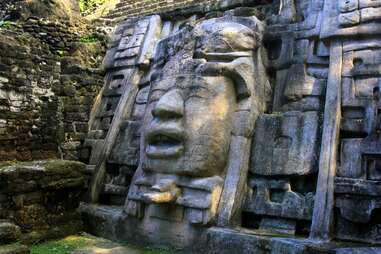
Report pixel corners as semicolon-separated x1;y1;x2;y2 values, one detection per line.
187;86;209;99
149;89;166;103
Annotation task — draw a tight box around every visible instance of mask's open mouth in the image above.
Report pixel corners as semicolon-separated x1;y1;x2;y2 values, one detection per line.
146;130;184;159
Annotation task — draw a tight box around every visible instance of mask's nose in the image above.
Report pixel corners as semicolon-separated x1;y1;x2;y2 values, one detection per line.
151;89;184;119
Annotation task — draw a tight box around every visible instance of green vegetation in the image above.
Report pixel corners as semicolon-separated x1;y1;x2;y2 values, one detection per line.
30;234;175;254
80;34;102;43
31;235;94;254
56;50;65;57
0;21;12;29
79;0;107;12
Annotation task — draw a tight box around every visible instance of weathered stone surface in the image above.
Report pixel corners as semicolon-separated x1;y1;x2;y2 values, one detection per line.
85;4;273;249
79;0;381;252
206;227;335;254
336;248;381;254
0;244;29;254
0;9;106;162
251;111;319;176
0;222;21;244
0;160;86;244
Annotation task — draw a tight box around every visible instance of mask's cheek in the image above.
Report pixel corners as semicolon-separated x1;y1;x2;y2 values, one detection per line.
184;108;233;174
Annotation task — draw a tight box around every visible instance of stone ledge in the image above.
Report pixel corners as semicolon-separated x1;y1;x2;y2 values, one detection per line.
0;244;29;254
0;221;21;245
206;227;379;254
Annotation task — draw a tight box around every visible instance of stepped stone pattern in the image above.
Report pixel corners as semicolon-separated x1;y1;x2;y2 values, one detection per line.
104;0;277;23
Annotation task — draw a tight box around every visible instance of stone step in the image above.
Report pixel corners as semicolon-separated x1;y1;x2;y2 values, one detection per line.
106;9;130;19
0;222;21;245
115;1;131;9
336;248;381;254
206;227;364;254
106;3;136;17
111;3;131;12
105;13;129;21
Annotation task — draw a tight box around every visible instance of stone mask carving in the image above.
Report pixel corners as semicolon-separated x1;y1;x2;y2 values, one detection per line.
121;12;270;248
131;19;261;205
142;74;236;177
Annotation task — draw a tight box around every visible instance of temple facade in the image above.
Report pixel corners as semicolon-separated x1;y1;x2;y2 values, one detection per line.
80;0;381;252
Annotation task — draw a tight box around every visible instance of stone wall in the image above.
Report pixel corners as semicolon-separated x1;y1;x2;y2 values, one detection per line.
108;0;216;18
0;160;86;244
105;0;276;22
0;19;106;162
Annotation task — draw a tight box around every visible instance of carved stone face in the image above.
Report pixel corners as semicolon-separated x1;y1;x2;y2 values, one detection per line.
141;75;236;177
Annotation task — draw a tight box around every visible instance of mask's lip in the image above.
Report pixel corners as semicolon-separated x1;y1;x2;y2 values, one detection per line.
145;127;185;159
193;50;252;61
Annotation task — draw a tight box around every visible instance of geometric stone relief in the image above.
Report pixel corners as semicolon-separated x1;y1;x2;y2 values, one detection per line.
321;0;381;38
341;47;381;136
251;112;319;177
244;111;318;235
241;0;327;238
333;31;381;244
336;134;381;243
84;15;162;205
79;0;381;252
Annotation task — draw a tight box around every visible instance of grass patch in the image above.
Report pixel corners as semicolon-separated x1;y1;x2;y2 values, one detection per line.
0;21;12;29
123;242;174;254
143;248;174;254
31;235;94;254
30;234;175;254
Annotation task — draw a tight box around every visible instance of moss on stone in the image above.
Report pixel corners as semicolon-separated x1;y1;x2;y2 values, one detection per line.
44;160;86;174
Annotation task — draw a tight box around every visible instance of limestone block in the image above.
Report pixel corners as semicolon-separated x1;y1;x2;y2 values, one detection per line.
339;134;381;180
321;0;381;38
335;177;381;197
114;47;140;59
339;0;359;13
251;111;319;176
339;139;363;178
0;222;21;244
244;178;314;221
336;214;381;244
335;134;381;243
359;0;381;8
259;218;296;235
360;7;381;22
108;120;140;166
283;64;325;101
336;195;381;223
339;11;360;27
337;247;381;254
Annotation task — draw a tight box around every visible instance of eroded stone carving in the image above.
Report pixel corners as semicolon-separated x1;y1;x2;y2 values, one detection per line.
80;0;381;252
122;12;270;247
244;111;318;234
